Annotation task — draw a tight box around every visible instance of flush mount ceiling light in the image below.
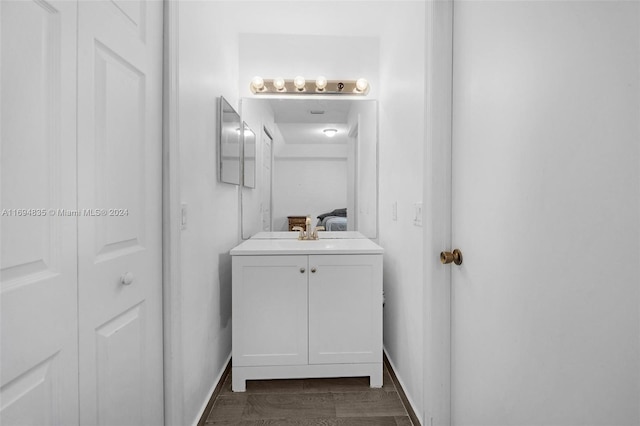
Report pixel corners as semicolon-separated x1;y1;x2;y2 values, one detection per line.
323;128;338;137
249;76;370;95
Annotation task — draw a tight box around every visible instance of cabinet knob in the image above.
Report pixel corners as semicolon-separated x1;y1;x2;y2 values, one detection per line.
120;272;135;285
311;267;317;273
300;268;306;273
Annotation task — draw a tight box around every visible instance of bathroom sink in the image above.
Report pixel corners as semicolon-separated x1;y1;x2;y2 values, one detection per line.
250;231;367;240
230;236;383;256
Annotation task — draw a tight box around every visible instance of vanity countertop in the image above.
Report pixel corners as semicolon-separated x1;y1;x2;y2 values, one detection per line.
230;237;383;256
250;231;367;240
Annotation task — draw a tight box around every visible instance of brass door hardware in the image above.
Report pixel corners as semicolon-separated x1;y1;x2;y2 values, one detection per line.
440;249;463;265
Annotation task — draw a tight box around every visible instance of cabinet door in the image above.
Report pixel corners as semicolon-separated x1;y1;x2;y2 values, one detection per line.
233;255;308;366
308;254;382;364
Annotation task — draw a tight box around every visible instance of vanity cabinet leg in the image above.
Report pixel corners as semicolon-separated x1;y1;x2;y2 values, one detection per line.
369;367;383;388
232;369;246;392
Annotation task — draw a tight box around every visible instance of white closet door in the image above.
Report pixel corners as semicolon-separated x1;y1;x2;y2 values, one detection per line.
77;1;164;425
0;1;79;425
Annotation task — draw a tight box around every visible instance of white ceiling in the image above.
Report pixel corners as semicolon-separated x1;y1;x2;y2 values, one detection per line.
268;99;353;144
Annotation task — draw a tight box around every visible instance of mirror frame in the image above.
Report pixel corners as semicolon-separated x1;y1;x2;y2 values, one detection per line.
218;96;241;185
242;121;256;188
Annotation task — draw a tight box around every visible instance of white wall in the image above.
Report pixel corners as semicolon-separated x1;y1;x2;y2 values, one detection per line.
376;2;426;419
173;1;427;423
174;2;241;424
272;157;348;231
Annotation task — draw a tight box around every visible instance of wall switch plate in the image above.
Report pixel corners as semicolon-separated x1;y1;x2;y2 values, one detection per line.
181;203;188;230
414;202;422;226
392;201;398;221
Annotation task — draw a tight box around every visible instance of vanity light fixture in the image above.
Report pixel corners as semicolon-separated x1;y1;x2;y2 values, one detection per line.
315;76;327;91
355;78;369;93
273;77;286;92
293;76;306;91
250;76;265;92
249;77;371;95
323;128;338;138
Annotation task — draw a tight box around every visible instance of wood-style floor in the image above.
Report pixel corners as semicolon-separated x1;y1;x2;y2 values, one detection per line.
202;360;416;425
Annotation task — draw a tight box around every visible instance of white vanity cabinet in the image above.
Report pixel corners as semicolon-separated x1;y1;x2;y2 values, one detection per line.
230;237;383;392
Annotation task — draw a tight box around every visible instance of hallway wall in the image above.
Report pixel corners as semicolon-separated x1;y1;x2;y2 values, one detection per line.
174;1;427;424
176;2;240;424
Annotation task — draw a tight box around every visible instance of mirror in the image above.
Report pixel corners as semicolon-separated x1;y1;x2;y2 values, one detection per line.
243;122;256;188
241;98;378;239
218;96;241;185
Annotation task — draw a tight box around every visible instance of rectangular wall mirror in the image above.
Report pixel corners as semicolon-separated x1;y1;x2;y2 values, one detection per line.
218;96;241;185
243;122;256;188
240;98;378;239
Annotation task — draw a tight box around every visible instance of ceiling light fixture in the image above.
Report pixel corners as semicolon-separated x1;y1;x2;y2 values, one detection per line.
323;128;338;138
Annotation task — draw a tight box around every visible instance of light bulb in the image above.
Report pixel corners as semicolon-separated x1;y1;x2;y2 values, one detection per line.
355;78;369;93
323;128;338;138
251;76;264;92
316;76;327;91
294;76;306;91
273;77;285;91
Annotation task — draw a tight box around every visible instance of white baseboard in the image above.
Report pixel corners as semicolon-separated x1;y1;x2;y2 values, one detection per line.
192;352;232;426
383;347;423;426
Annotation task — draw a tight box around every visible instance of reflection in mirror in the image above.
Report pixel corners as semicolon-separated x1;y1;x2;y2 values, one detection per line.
243;122;256;188
218;96;241;185
241;98;377;239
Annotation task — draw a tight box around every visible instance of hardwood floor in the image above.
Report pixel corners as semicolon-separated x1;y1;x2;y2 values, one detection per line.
202;360;416;425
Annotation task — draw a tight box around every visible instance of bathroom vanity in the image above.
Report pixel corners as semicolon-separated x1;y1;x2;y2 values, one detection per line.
230;234;383;391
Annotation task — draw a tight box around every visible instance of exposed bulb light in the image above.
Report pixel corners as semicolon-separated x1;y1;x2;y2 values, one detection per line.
323;128;338;138
315;76;327;91
251;76;265;92
294;76;306;91
355;78;369;93
248;77;370;95
273;77;286;91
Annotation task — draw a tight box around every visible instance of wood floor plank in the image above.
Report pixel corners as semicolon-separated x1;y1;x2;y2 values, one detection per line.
206;395;248;423
242;393;336;420
204;357;416;425
333;390;407;418
394;416;414;426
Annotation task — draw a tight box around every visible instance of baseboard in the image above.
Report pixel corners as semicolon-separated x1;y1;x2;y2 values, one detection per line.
384;348;422;426
195;353;232;426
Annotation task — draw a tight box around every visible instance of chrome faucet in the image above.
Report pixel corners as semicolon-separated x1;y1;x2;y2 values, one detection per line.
292;216;325;240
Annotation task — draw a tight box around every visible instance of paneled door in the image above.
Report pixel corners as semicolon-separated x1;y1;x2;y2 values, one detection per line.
0;1;79;424
77;1;164;425
450;1;639;424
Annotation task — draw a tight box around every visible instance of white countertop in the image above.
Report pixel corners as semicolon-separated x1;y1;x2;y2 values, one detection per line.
250;231;367;240
230;236;383;256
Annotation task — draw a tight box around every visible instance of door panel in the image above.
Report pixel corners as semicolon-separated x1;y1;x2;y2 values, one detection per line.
308;255;382;365
232;256;309;367
451;1;640;424
1;1;78;424
77;1;163;424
